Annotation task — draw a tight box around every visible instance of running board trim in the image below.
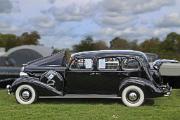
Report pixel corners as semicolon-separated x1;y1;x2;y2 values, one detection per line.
39;94;121;99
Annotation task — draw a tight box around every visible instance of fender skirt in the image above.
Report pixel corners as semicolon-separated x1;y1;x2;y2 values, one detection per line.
118;77;166;98
10;77;63;96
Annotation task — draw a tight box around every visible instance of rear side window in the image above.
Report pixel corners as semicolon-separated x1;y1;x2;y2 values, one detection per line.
70;58;93;70
98;57;119;70
122;58;139;70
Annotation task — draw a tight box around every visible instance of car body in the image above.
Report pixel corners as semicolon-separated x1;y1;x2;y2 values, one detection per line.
7;50;171;107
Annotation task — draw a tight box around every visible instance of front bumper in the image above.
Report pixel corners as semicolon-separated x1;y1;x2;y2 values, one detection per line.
161;84;172;97
153;83;172;97
6;85;12;95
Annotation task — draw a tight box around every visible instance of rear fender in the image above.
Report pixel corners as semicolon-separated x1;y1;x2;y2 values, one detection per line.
11;77;63;96
118;77;160;98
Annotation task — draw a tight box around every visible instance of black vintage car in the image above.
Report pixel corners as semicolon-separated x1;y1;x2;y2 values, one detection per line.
7;50;171;107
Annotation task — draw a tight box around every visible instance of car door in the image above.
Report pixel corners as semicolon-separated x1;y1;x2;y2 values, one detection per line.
66;58;97;94
91;57;122;94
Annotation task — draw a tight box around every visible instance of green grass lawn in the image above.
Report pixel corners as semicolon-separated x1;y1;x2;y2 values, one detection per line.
0;89;180;120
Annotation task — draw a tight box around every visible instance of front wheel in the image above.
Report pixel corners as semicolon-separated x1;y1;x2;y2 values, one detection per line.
15;84;37;104
122;85;144;107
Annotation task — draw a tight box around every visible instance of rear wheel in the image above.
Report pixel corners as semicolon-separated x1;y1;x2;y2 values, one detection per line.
15;84;37;104
122;85;144;107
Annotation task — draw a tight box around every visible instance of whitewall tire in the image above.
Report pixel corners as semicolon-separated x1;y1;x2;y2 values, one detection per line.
15;84;37;105
122;85;144;107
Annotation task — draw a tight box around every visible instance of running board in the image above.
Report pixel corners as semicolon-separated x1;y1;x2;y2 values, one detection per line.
39;94;121;99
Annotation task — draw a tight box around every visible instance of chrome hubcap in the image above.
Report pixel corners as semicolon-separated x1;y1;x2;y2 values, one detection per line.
128;92;138;101
21;91;30;99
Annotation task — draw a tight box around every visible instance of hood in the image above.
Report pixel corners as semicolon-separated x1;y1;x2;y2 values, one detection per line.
24;51;67;68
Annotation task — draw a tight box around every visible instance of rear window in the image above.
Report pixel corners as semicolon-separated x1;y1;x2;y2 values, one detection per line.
122;58;139;70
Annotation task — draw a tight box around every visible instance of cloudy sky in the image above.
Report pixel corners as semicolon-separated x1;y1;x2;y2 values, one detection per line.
0;0;180;48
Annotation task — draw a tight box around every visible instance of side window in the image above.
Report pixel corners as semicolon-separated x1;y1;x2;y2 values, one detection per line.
122;58;139;70
70;58;93;70
98;57;119;70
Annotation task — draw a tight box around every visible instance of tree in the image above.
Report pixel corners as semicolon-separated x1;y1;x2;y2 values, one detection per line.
161;32;180;53
0;34;17;50
110;37;130;49
128;40;139;50
0;31;40;50
17;31;40;45
73;36;108;52
93;40;108;50
139;38;161;53
73;36;94;52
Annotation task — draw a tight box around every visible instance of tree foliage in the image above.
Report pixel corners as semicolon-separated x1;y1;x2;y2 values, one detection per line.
1;30;180;60
161;32;180;53
0;31;40;50
110;37;130;49
73;36;108;52
110;37;139;50
72;32;180;60
139;38;161;53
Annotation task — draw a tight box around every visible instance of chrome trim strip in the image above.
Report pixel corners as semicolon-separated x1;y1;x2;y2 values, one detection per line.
39;94;121;99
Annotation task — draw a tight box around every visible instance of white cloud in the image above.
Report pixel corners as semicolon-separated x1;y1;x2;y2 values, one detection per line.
40;35;78;48
53;7;85;22
157;12;180;28
0;0;13;13
32;16;55;28
0;21;9;28
48;1;96;22
0;21;19;33
0;0;179;48
94;0;175;30
101;0;174;15
117;27;170;40
94;26;172;42
48;0;56;4
98;14;133;25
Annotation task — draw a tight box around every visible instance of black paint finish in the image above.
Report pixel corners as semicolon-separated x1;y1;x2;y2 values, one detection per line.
9;50;171;98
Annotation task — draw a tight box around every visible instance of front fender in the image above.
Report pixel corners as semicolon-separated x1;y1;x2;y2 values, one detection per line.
11;77;62;96
118;77;163;98
0;78;15;88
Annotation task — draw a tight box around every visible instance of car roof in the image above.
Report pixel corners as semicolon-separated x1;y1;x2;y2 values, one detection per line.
71;50;148;61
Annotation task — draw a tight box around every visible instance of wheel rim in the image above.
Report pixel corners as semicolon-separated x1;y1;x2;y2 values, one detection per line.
19;88;32;102
126;90;140;104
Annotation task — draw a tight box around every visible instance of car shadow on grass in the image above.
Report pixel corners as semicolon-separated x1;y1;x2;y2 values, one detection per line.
38;98;120;105
37;98;155;106
144;99;155;106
